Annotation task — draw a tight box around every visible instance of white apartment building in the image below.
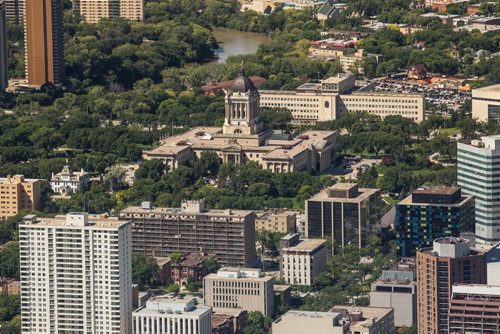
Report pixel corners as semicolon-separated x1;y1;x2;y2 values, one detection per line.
133;296;212;334
280;235;327;286
19;212;133;334
260;75;425;124
458;135;500;244
50;165;90;195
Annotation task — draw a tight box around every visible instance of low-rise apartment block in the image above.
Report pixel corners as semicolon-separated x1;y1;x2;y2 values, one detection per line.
120;200;257;267
273;311;350;334
370;258;416;327
0;175;41;220
133;295;212;334
255;209;298;233
260;74;425;125
203;268;274;316
305;183;381;252
279;233;327;286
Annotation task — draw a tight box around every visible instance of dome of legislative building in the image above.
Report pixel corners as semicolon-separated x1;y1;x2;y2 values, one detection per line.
231;68;257;93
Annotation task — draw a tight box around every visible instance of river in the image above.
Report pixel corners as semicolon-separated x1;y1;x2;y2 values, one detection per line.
212;27;271;63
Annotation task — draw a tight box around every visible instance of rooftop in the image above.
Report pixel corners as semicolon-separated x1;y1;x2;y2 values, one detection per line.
452;284;500;298
133;295;210;317
282;238;326;252
21;213;128;230
120;205;253;218
413;186;459;195
282;310;342;319
172;253;209;267
473;83;500;94
307;183;379;203
331;305;393;328
0;175;40;184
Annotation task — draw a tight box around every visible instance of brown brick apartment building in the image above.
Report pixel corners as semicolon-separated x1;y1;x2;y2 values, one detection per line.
416;238;486;334
119;200;257;267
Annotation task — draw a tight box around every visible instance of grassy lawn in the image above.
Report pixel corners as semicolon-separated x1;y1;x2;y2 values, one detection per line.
437;128;461;137
382;196;399;206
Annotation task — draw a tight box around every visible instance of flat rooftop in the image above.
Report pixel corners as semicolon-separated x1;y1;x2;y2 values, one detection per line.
331;305;393;327
22;214;128;230
307;185;379;203
473;83;500;94
282;310;342;319
120;206;253;218
413;186;459;195
282;239;326;252
206;272;273;282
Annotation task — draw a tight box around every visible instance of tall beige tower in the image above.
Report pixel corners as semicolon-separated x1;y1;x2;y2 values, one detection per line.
74;0;143;23
223;68;264;136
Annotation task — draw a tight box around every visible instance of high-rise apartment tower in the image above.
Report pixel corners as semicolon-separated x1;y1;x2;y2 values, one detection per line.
19;213;133;333
24;0;64;87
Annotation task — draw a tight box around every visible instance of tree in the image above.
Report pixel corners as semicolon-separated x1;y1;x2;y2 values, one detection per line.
0;242;19;279
29;127;63;154
167;283;180;294
204;257;219;273
430;135;456;160
170;252;183;264
260;107;293;132
135;159;165;181
132;254;159;289
185;276;200;292
103;166;127;193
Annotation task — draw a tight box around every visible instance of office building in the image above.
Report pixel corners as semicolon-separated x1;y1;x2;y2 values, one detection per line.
272;311;349;334
50;165;90;195
305;183;381;252
19;213;133;333
133;295;212;334
0;175;41;220
0;1;7;91
73;0;144;24
416;238;486;334
395;187;475;256
472;84;500;122
370;258;417;327
458;136;500;244
259;74;425;125
255;209;297;234
279;233;327;286
4;0;23;22
203;268;274;316
449;284;500;334
24;0;64;87
331;305;395;334
144;70;336;174
120;200;257;267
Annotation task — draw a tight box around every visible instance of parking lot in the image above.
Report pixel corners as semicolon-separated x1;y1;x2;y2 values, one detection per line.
330;157;382;180
373;80;471;112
